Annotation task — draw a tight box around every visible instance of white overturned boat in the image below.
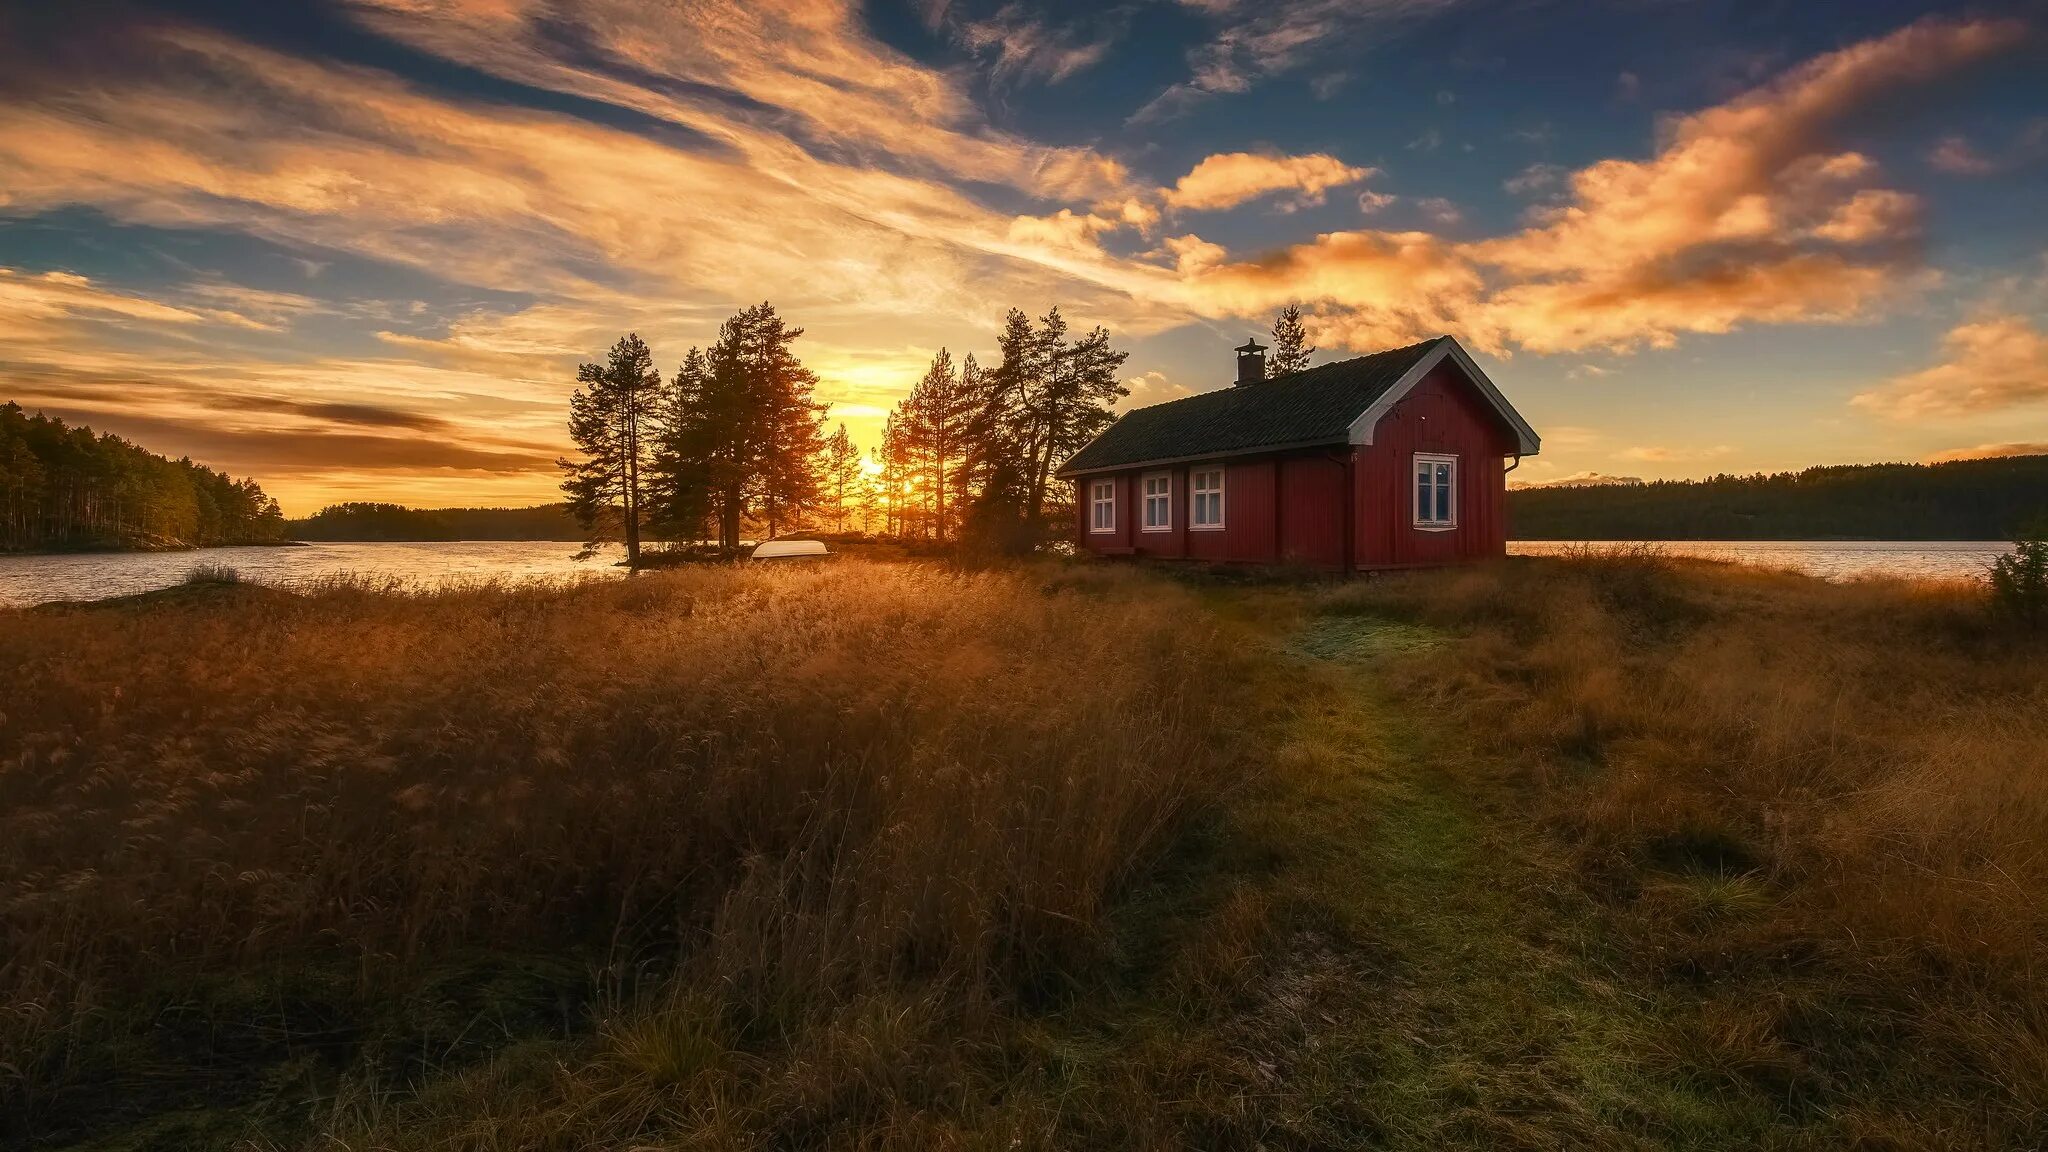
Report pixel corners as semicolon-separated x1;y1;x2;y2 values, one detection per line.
750;538;831;560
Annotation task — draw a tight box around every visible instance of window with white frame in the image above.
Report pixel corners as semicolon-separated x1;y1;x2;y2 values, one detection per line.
1141;473;1171;531
1413;453;1457;529
1089;479;1116;533
1190;467;1225;529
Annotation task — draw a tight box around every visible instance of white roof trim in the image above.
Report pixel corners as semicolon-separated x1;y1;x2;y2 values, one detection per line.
1345;337;1541;456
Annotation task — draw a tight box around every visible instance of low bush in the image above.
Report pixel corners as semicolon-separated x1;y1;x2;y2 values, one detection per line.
1989;530;2048;627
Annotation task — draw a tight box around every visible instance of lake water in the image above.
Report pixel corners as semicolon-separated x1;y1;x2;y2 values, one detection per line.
1509;540;2008;583
0;539;2012;608
0;541;620;608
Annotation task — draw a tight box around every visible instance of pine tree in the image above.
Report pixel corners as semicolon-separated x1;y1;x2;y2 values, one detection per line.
853;462;881;535
668;303;830;550
820;424;861;534
747;305;830;539
558;333;660;563
1025;308;1128;528
895;349;980;543
878;413;903;537
1271;303;1314;375
647;346;716;544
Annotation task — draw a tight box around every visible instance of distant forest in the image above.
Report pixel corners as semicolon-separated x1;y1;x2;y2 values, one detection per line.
1;403;286;552
287;502;583;541
1509;455;2048;541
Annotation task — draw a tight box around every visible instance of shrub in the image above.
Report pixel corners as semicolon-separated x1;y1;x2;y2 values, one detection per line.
181;562;241;585
1989;530;2048;627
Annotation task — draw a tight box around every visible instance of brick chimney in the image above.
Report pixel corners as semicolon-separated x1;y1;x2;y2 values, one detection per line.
1234;337;1267;385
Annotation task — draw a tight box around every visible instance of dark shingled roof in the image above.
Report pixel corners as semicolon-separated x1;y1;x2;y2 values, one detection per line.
1059;337;1447;476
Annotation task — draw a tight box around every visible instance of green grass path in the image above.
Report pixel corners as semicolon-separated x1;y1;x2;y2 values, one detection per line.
1109;610;1784;1149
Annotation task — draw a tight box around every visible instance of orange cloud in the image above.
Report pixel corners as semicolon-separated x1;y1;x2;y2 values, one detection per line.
1007;209;1123;255
1924;442;2048;463
1509;471;1643;489
1171;230;1482;349
1478;252;1896;354
1158;16;2022;356
1163;152;1375;211
1809;189;1920;244
1854;316;2048;418
1621;444;1733;463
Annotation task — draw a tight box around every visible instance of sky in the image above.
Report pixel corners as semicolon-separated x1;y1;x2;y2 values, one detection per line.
0;0;2044;512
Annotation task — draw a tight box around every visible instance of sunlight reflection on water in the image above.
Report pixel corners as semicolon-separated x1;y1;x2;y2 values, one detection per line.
1508;540;2005;582
0;541;623;607
0;539;2010;608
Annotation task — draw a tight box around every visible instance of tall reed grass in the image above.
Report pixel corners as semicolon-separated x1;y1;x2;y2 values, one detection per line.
1324;552;2048;1145
0;561;1249;1146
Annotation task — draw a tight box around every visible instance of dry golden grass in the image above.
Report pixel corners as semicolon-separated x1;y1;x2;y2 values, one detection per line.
0;561;1251;1147
1323;550;2048;1147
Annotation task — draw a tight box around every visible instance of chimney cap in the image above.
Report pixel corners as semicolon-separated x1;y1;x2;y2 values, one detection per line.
1235;338;1267;353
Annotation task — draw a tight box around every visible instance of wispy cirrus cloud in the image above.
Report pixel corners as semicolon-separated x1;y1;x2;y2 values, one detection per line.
1132;0;1464;124
0;268;276;337
940;3;1127;88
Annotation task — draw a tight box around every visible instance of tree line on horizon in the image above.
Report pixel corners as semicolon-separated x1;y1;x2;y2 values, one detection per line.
558;302;1318;560
286;501;583;541
0;403;285;553
1508;454;2048;541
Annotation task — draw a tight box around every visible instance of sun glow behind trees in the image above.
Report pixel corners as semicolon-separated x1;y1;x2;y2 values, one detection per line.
559;303;1131;555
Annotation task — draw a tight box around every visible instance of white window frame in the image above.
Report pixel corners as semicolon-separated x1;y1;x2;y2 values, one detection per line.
1190;467;1226;530
1140;471;1172;532
1413;453;1458;531
1089;478;1116;534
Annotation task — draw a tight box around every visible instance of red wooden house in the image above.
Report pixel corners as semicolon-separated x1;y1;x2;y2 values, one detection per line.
1059;335;1540;570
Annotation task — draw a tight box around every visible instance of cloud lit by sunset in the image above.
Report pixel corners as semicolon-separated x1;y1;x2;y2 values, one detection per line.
1;0;2041;511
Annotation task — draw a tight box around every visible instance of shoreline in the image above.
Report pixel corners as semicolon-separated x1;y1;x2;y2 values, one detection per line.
1;538;308;557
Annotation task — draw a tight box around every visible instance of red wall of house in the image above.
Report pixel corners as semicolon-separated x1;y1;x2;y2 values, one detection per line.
1279;455;1347;567
1353;361;1514;567
1073;359;1517;569
1075;454;1346;568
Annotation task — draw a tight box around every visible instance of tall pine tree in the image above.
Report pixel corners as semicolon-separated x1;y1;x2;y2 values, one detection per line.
899;349;979;542
646;303;829;550
647;346;715;544
1025;308;1128;528
559;333;659;563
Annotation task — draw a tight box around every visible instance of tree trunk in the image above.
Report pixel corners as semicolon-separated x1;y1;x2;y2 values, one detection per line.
934;448;947;544
622;402;642;565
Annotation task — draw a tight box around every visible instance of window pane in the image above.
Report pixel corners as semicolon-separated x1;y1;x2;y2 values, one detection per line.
1417;474;1429;521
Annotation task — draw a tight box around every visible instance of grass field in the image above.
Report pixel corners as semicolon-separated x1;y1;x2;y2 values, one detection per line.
2;553;2042;1149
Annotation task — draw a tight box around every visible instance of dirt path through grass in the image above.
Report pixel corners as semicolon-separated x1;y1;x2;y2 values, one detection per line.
1196;611;1781;1149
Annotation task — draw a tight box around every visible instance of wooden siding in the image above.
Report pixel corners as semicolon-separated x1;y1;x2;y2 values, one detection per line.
1278;454;1346;568
1353;361;1514;567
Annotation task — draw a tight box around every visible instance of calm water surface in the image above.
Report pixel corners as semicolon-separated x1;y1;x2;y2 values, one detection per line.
1509;540;2006;582
0;541;620;608
0;539;2010;608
